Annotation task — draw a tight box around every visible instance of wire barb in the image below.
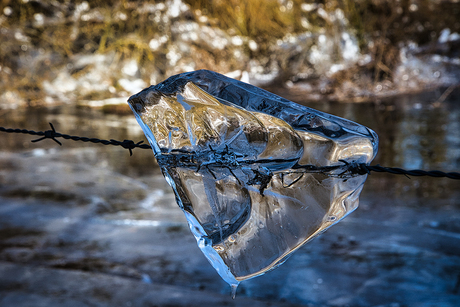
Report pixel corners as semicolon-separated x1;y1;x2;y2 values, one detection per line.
0;123;459;180
31;122;62;146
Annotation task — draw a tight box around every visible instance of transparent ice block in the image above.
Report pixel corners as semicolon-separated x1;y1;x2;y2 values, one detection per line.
128;70;378;287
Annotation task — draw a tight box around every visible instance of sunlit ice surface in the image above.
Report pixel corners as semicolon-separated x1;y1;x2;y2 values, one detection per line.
128;70;378;291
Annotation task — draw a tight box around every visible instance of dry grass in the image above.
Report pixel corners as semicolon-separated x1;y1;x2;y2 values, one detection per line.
342;0;460;81
185;0;307;53
0;0;459;103
186;0;296;37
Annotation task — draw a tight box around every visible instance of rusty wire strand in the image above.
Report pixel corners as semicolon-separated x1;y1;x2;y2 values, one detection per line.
1;123;459;179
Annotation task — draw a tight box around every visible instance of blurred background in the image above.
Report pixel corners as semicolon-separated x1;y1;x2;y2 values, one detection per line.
0;0;459;306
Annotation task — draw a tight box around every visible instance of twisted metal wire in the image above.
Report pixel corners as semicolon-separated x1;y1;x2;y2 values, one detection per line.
0;123;151;156
1;123;459;179
365;165;460;180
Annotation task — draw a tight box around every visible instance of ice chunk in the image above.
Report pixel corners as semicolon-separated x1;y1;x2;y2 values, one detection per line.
128;70;378;287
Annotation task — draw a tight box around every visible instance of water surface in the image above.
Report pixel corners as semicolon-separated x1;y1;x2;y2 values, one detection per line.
0;88;459;306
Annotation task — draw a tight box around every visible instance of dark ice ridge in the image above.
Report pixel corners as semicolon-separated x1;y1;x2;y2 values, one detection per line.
128;70;378;288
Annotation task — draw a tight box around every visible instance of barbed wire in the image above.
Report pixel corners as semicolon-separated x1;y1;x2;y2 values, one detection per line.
0;123;150;156
1;123;459;180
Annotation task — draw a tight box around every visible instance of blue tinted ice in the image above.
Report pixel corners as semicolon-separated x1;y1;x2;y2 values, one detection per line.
128;70;378;287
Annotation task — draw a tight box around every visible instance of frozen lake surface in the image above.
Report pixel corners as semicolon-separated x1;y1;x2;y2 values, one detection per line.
0;88;459;306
